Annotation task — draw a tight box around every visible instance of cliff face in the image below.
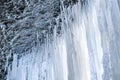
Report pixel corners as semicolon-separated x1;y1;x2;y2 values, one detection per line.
0;0;79;80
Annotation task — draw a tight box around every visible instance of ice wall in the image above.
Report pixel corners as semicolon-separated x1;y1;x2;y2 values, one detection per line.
6;0;120;80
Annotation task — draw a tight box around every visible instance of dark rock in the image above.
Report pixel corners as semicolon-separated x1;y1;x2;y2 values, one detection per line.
63;0;78;7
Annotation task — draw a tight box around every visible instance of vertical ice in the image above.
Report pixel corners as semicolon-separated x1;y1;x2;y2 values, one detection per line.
6;0;120;80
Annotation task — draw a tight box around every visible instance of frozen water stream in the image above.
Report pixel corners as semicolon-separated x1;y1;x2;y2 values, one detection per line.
6;0;120;80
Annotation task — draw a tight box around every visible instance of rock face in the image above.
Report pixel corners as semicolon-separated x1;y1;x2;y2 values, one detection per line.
0;0;79;80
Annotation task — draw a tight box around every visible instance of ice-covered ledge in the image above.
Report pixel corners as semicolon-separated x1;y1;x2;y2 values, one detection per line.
0;0;79;80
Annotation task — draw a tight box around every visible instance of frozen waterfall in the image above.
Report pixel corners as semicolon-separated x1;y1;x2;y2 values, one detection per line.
6;0;120;80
